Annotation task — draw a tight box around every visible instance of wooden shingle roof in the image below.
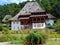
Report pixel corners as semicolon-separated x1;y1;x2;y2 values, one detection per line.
10;2;56;20
30;15;47;17
2;15;12;22
46;14;56;19
10;2;45;20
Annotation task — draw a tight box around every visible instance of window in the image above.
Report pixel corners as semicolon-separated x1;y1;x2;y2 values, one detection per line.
32;4;34;6
23;10;24;11
18;27;19;30
41;18;44;20
13;21;15;24
42;23;43;27
36;23;43;28
29;11;31;13
34;24;36;27
29;8;31;9
33;18;36;21
21;22;23;24
37;8;39;10
13;26;15;30
25;11;27;13
37;23;41;27
37;18;40;22
17;21;19;24
28;5;30;7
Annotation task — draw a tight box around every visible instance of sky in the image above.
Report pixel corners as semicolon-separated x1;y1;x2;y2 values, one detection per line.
0;0;31;5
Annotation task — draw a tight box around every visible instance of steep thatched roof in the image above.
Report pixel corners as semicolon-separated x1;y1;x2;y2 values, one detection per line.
10;2;45;20
2;15;12;22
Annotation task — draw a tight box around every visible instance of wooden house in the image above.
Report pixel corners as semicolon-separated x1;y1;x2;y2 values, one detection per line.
9;2;56;30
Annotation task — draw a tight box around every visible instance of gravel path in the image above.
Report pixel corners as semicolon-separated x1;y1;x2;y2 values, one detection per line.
0;42;10;45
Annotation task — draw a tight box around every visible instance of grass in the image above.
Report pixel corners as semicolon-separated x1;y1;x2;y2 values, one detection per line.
0;30;60;45
11;39;60;45
46;40;60;45
10;30;60;45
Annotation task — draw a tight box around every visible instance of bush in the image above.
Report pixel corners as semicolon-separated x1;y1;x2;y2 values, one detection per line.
55;19;60;34
9;30;20;34
2;27;10;34
46;24;54;29
8;30;34;34
24;32;47;45
0;34;21;42
0;34;13;42
0;23;3;31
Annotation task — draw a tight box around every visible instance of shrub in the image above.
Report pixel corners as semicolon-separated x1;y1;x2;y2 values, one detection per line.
9;30;22;34
54;19;60;34
0;23;3;31
8;30;34;34
12;35;21;41
46;24;54;29
11;40;23;44
0;34;21;42
0;34;13;42
2;27;10;34
24;32;47;45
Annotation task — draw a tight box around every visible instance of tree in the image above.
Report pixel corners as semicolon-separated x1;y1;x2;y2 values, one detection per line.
27;0;30;1
36;0;60;18
7;3;20;16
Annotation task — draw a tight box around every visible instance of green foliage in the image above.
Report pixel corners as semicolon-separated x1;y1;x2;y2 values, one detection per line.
55;19;60;34
0;0;60;23
36;0;60;18
49;31;58;38
0;34;22;42
11;41;23;44
27;0;30;1
0;34;13;42
0;23;3;31
8;30;34;34
0;29;60;44
9;30;21;34
25;32;47;45
46;24;55;29
5;15;12;23
0;23;9;31
2;27;10;34
0;1;27;22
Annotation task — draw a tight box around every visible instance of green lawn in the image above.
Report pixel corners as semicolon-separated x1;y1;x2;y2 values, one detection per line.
11;39;60;45
46;40;60;45
0;30;60;45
